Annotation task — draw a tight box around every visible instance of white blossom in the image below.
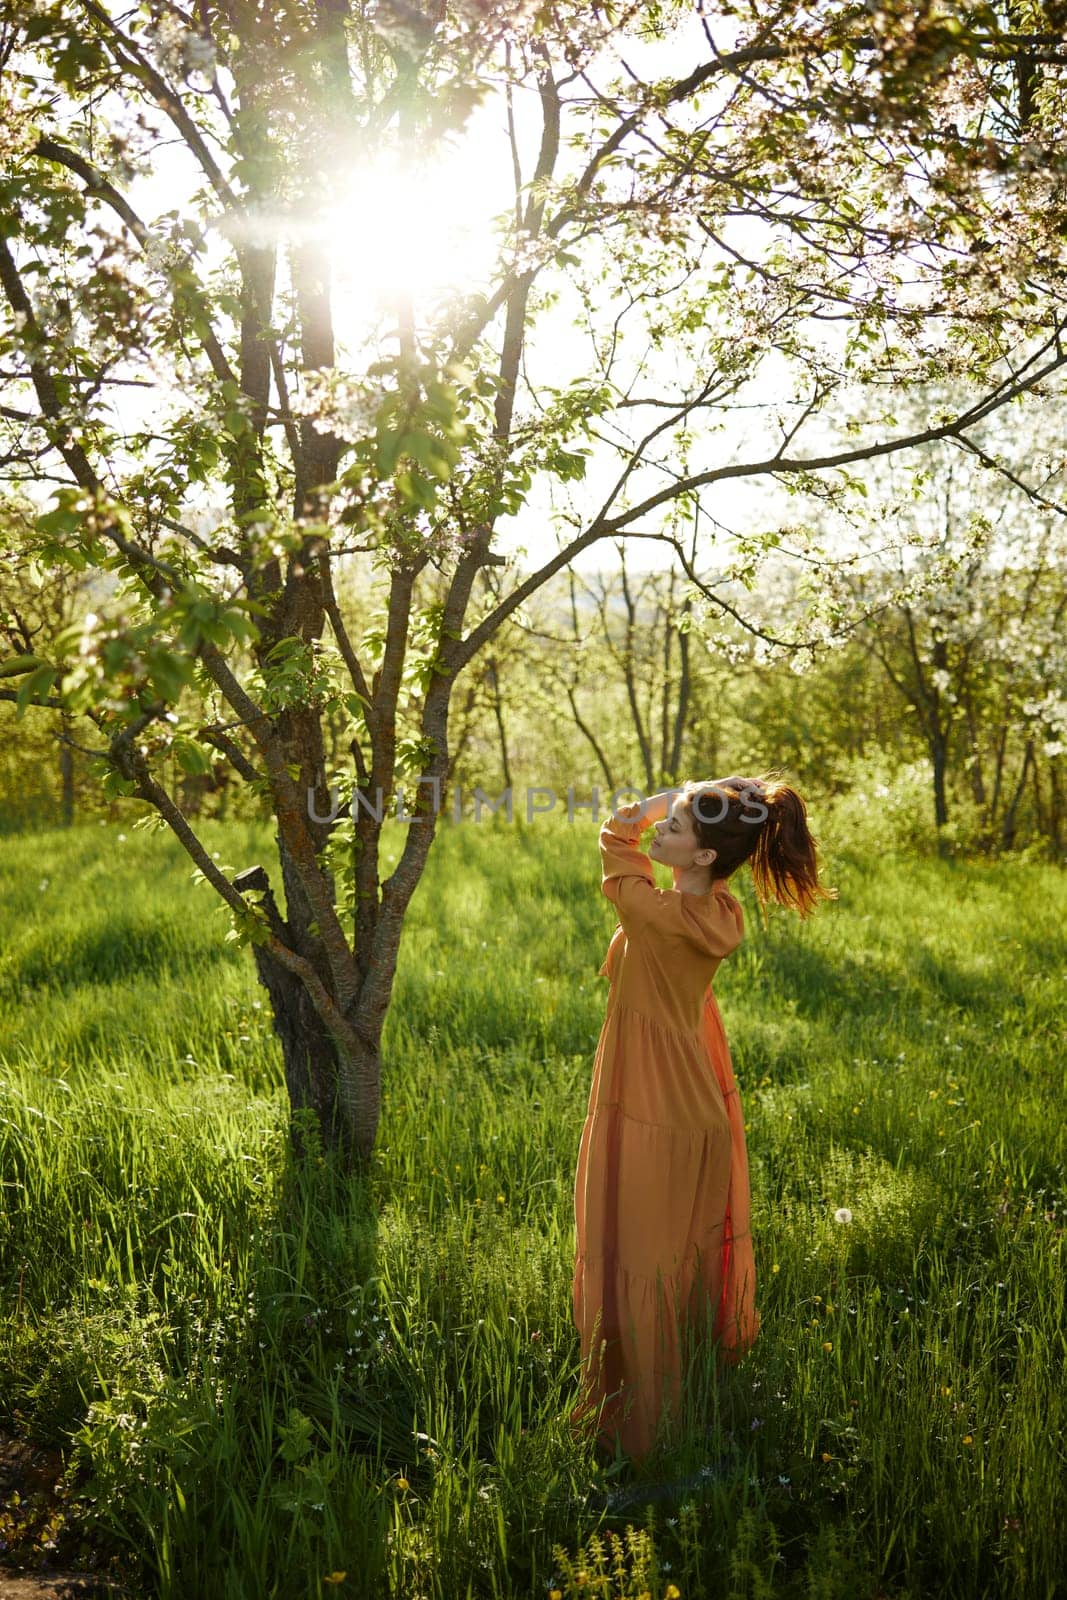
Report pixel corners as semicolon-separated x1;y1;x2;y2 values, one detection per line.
290;370;387;443
503;234;558;276
145;15;216;80
182;32;217;74
77;614;99;656
142;233;186;275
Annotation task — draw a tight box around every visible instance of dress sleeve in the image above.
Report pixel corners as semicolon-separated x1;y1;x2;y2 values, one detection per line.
599;801;679;936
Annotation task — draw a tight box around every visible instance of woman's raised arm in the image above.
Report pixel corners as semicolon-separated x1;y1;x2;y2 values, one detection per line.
606;788;680;830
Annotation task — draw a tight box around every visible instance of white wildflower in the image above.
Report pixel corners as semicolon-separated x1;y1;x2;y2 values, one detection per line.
834;1207;853;1224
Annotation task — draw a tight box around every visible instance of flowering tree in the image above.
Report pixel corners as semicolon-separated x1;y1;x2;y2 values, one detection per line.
829;435;1067;848
2;0;1067;1166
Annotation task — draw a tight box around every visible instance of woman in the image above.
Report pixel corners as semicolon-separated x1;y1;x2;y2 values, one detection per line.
570;772;835;1463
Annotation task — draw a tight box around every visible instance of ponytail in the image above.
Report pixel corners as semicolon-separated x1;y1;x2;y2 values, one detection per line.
684;769;837;923
748;771;837;921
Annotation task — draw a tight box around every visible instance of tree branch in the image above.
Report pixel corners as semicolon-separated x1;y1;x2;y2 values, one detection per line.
78;0;236;206
599;325;1067;533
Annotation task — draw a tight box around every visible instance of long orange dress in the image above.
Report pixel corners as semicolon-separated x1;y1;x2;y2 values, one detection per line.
570;800;761;1461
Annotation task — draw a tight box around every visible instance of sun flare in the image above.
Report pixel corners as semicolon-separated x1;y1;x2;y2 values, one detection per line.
327;144;509;339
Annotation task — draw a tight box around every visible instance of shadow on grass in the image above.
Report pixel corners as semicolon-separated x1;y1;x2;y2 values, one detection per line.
4;918;243;999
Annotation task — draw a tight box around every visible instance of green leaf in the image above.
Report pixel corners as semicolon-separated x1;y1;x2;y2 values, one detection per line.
0;654;45;680
101;767;137;800
15;663;60;717
343;690;373;718
172;735;213;776
36;498;85;539
277;1408;315;1464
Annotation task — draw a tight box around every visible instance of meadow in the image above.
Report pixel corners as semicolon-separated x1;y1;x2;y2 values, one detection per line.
0;810;1064;1599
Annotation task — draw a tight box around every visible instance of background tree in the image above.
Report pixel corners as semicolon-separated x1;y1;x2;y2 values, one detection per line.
803;423;1067;852
581;546;696;792
0;495;100;828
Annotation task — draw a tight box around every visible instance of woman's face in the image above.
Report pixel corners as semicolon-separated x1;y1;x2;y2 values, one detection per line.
649;794;715;871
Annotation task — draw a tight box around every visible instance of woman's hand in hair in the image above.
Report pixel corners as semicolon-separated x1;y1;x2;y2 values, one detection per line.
696;775;765;797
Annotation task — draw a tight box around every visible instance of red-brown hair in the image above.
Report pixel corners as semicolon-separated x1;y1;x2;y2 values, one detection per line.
683;770;837;922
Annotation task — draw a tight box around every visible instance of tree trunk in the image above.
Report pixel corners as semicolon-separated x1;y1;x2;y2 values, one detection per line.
566;683;615;792
258;946;350;1153
487;655;512;794
660;573;674;775
59;711;74;827
235;864;381;1166
619;552;653;788
1049;759;1064;858
1000;739;1034;853
927;726;947;851
962;693;991;849
931;729;950;830
669;593;691;779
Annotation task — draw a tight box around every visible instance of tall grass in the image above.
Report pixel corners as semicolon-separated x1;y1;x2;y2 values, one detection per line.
0;812;1064;1598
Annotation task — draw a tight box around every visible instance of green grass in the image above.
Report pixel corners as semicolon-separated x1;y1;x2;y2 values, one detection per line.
0;813;1064;1598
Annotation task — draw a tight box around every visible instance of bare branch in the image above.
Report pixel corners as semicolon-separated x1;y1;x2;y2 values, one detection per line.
599;327;1067;534
320;549;379;741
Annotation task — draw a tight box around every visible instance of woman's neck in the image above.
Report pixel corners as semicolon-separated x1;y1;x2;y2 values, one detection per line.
672;863;716;896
